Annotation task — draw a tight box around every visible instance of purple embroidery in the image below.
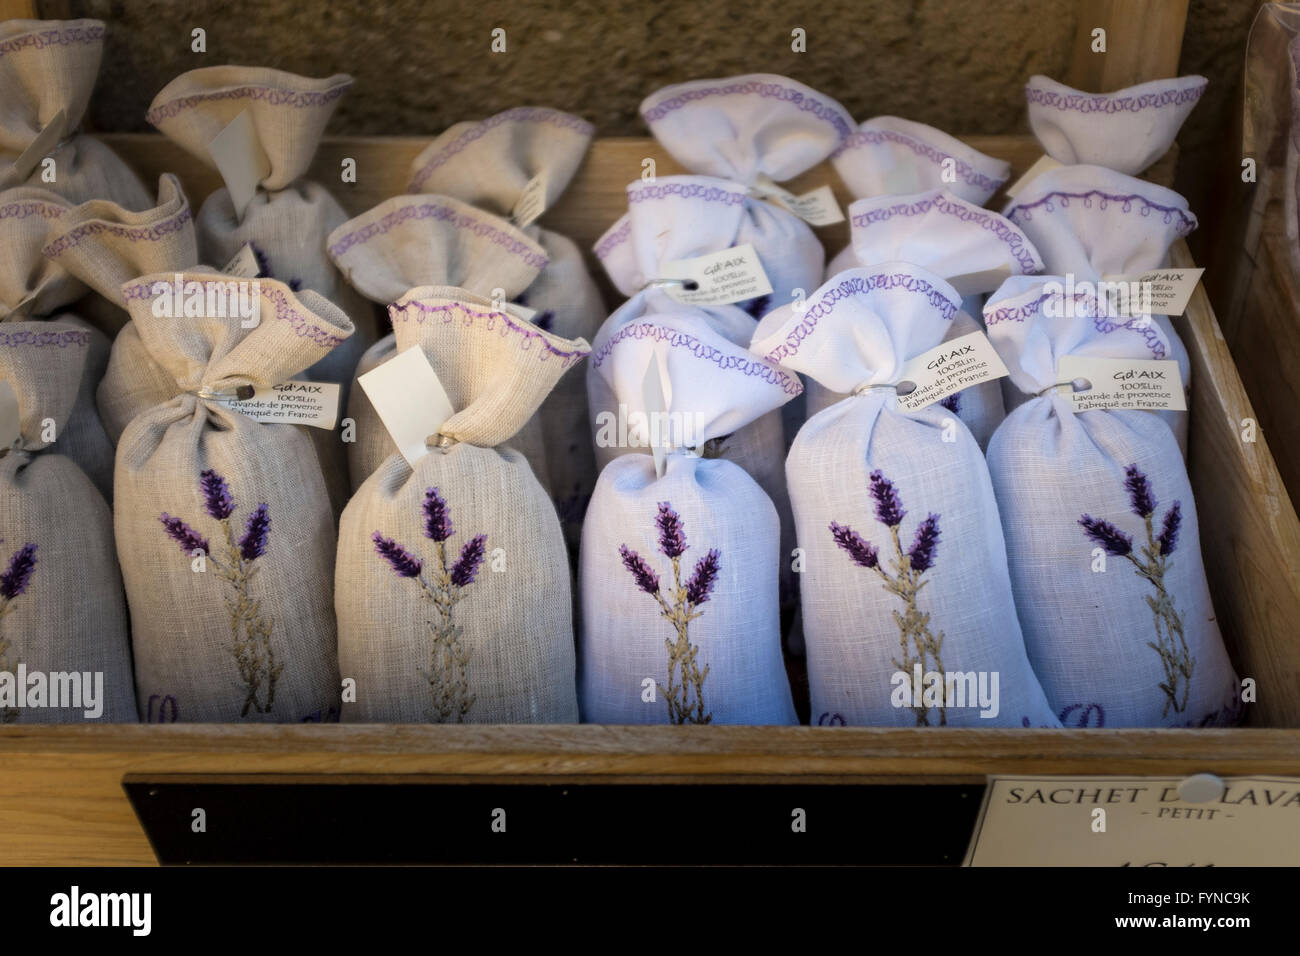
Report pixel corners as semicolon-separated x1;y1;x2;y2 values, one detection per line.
983;289;1167;359
200;468;235;520
817;712;847;727
0;543;37;600
449;535;487;587
146;80;352;126
388;300;589;369
1057;703;1106;727
408;107;594;192
42;207;192;257
423;487;454;542
1025;81;1206;114
0;329;90;348
593;218;632;261
326;200;549;271
760;271;958;365
160;513;210;555
246;241;302;292
121;278;348;349
655;501;687;558
627;182;748;206
146;694;180;723
373;532;422;577
832;128;1006;195
300;705;340;723
0;200;67;222
0;23;104;60
939;393;961;414
738;293;771;320
1006;189;1196;235
851;195;1039;275
238;504;270;560
642;79;853;142
590;322;802;396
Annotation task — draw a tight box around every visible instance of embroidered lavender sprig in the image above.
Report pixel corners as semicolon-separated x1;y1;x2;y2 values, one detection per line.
620;502;715;725
159;472;280;718
0;540;36;724
831;473;947;726
1079;464;1192;717
372;489;485;723
939;393;961;415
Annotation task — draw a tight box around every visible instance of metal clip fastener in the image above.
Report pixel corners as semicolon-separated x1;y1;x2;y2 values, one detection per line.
1037;378;1092;397
852;381;917;398
197;385;256;402
425;433;459;453
643;277;700;292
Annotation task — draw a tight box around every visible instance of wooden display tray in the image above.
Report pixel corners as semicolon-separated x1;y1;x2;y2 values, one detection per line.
1;133;1298;866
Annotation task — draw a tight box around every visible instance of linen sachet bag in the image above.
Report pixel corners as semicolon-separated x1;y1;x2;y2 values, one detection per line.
0;187;115;500
0;322;135;723
752;265;1060;728
406;107;603;544
0;19;150;209
146;67;379;394
114;272;353;722
579;314;798;725
328;194;550;494
984;277;1240;728
335;287;589;723
810;189;1043;448
1003;163;1195;453
1024;74;1208;176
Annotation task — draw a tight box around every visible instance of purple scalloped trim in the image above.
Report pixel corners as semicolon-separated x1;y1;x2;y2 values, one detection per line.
388;300;589;370
627;182;748;206
42;207;192;258
121;277;347;349
1025;83;1206;114
852;195;1038;274
146;82;350;126
0;200;66;222
407;107;595;192
0;23;104;59
832;128;1005;194
760;271;957;365
1007;189;1196;234
593;218;632;261
642;80;852;142
590;322;802;396
326;200;548;270
0;329;90;348
984;290;1167;359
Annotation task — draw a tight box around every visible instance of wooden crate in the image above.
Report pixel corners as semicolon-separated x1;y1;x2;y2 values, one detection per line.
0;133;1298;866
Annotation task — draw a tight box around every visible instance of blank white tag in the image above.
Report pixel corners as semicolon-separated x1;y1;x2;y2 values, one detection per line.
894;331;1010;412
947;265;1012;298
1098;268;1205;317
208;110;271;222
660;243;774;307
641;352;669;479
502;300;538;322
210;382;340;429
752;175;845;226
1055;355;1186;413
1;109;66;187
222;242;262;279
1004;154;1063;199
511;172;549;228
0;381;20;450
358;346;455;468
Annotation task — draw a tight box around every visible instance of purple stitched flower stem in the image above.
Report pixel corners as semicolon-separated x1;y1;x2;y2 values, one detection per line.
907;514;941;573
869;470;907;528
1079;515;1134;556
450;535;487;588
160;513;210;555
423;487;453;542
0;542;32;724
1125;465;1157;518
830;521;879;569
655;501;687;558
685;549;721;607
1157;501;1181;557
620;544;660;596
238;504;270;561
200;469;235;520
373;531;423;578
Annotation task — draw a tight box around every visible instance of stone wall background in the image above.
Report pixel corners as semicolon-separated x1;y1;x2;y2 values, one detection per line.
42;0;1264;257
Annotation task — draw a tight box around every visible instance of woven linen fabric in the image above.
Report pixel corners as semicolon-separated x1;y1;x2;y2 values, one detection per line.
0;19;151;210
1004;163;1196;454
831;115;1011;206
753;264;1059;728
816;189;1045;448
328;193;550;495
984;276;1239;728
1025;74;1208;176
406;106;603;551
580;314;798;725
0;321;136;723
115;273;353;722
336;288;588;723
0;187;115;501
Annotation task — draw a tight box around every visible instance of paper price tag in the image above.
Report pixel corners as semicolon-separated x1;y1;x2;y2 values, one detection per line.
208;110;271;222
641;351;670;479
752;175;845;226
511;172;549;229
893;331;1009;412
659;244;774;307
1003;154;1063;199
1099;268;1204;317
0;109;67;187
210;381;340;430
966;775;1300;866
0;381;21;450
358;346;455;468
1055;355;1186;413
222;243;262;279
946;265;1012;298
502;300;538;322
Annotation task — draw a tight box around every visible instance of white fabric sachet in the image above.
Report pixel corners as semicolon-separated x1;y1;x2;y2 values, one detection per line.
754;265;1060;728
984;276;1240;728
580;314;799;725
1003;163;1196;454
1025;74;1208;176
